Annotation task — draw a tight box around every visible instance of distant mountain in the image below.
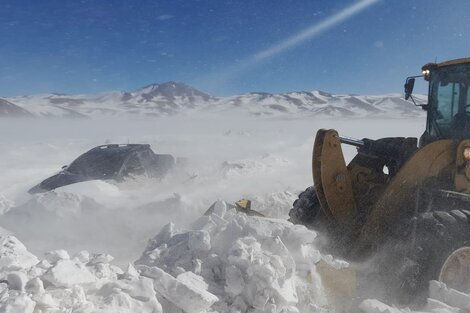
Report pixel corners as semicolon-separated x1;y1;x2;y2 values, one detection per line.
4;82;426;119
0;98;34;117
120;82;215;115
130;82;213;102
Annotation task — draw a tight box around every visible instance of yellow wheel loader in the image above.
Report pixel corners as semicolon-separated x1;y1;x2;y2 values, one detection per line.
289;58;470;303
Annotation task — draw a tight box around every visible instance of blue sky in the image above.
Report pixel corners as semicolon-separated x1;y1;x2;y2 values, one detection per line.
1;0;470;97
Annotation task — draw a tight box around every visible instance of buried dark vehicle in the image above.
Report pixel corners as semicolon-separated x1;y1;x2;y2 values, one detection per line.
29;144;176;194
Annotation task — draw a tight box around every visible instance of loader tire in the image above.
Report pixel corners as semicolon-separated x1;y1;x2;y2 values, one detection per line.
397;209;470;303
288;186;321;226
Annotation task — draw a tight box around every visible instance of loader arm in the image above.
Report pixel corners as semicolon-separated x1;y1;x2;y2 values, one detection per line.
351;139;456;258
312;129;357;225
312;129;417;229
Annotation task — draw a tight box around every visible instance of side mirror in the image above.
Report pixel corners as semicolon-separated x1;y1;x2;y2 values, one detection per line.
404;77;415;100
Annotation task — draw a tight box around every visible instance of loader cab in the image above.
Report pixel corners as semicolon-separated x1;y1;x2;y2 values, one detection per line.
417;59;470;147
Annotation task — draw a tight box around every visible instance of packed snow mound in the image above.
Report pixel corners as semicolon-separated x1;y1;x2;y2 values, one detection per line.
4;191;102;219
0;234;163;313
2;202;470;313
0;189;203;266
5;82;425;119
250;191;298;218
0;206;336;313
136;201;350;313
0;235;38;272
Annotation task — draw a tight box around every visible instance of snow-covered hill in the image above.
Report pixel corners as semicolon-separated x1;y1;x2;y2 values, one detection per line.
0;99;34;118
3;82;426;118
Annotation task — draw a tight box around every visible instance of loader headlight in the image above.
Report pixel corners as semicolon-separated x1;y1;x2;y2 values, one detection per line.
464;148;470;160
422;69;431;80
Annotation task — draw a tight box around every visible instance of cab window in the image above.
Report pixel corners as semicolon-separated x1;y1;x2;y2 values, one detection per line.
435;81;460;129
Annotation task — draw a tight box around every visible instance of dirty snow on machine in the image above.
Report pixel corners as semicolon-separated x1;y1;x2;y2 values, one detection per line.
289;57;470;303
28;144;175;193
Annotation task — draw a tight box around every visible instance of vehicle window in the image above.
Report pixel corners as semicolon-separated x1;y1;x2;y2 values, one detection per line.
435;82;460;128
121;155;145;176
68;150;128;178
467;85;470;109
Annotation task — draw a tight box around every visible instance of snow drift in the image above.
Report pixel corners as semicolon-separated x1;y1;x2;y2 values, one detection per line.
2;202;470;313
0;107;439;312
0;202;344;313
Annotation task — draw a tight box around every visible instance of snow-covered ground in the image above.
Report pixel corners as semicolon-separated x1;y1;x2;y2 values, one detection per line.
0;114;425;262
1;113;467;312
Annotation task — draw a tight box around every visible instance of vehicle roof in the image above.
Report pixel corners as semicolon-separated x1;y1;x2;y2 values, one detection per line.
88;144;152;153
67;144;154;173
437;57;470;68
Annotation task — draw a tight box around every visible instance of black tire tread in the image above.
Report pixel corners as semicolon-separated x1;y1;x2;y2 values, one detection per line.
402;209;470;302
288;186;320;226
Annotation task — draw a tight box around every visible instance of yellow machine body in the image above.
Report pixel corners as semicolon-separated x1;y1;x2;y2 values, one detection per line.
289;57;470;303
312;128;470;258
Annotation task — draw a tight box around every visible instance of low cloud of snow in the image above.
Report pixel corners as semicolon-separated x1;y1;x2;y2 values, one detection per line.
1;113;444;312
0;115;425;261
